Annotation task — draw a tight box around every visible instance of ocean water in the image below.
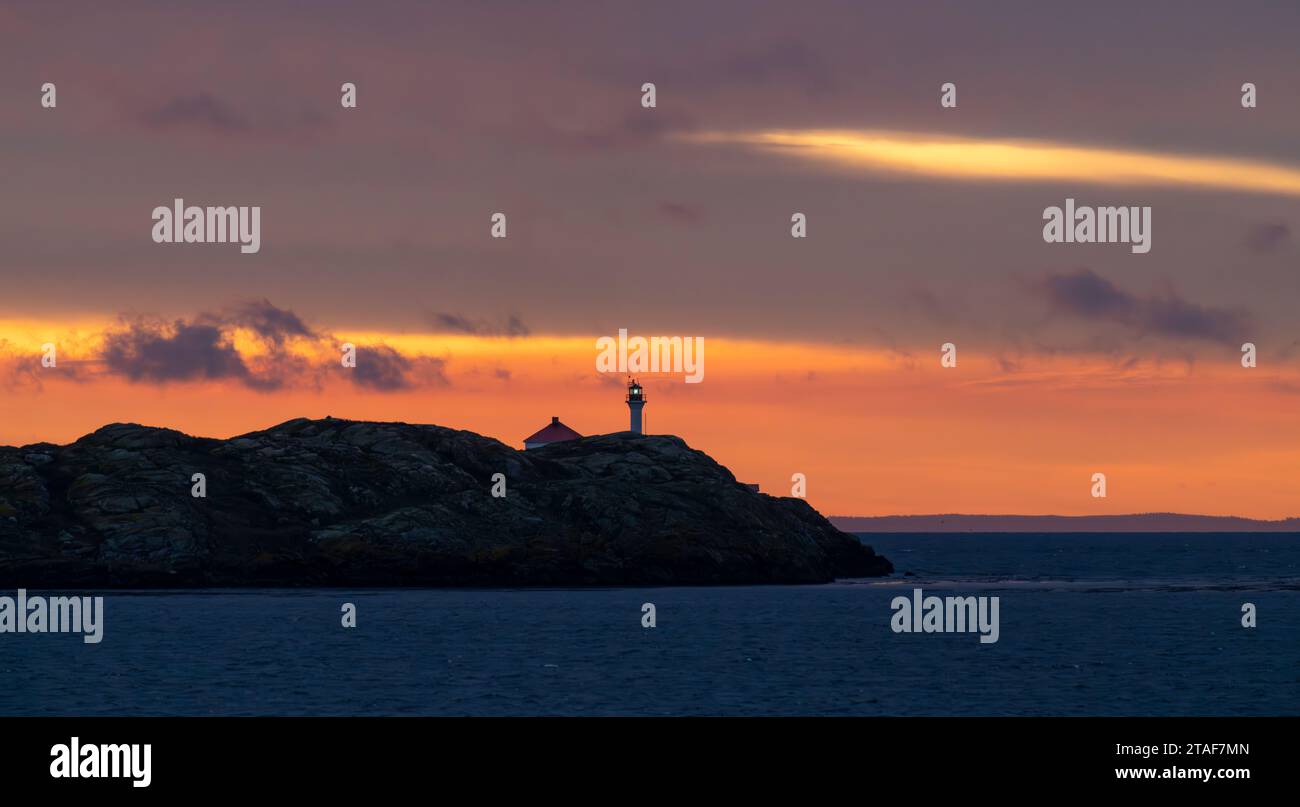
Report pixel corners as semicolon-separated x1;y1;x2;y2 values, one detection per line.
2;533;1297;716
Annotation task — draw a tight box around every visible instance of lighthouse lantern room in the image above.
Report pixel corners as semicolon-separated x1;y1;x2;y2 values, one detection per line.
626;377;646;434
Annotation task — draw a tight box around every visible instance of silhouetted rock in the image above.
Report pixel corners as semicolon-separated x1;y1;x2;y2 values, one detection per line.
0;419;891;587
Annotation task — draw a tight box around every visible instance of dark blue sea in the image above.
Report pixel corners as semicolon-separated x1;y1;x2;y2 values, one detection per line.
3;533;1297;716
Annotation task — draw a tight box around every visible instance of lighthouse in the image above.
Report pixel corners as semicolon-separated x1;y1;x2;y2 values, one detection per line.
626;377;646;434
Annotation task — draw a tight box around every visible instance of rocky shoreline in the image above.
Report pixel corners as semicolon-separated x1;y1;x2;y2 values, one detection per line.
0;418;891;587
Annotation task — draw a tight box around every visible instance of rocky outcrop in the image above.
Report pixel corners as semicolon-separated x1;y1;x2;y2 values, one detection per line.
0;418;891;587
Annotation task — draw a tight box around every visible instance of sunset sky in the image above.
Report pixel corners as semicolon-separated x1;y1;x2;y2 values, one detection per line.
3;1;1300;518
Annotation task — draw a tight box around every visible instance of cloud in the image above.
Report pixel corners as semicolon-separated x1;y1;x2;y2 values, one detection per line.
656;201;703;226
0;343;97;392
427;312;529;337
92;301;443;391
428;313;477;333
1245;221;1290;254
225;298;317;346
1040;269;1131;319
684;129;1300;198
138;92;249;134
133;92;329;140
101;319;256;385
901;285;963;322
712;40;837;94
1035;269;1249;345
349;345;413;391
348;346;448;391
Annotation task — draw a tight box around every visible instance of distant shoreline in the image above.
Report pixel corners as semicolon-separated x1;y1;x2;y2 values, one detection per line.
831;513;1300;533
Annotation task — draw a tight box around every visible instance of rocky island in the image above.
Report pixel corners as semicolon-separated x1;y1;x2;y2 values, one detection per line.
0;418;891;587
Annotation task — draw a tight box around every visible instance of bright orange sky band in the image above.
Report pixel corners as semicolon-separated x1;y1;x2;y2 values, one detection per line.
3;323;1297;519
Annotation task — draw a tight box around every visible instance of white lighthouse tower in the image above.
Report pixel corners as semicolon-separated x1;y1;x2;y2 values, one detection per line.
626;377;646;434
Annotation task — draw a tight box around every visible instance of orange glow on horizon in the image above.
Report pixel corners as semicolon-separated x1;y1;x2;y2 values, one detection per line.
3;323;1299;520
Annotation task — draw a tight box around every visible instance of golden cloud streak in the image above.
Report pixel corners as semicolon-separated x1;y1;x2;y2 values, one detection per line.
686;129;1300;196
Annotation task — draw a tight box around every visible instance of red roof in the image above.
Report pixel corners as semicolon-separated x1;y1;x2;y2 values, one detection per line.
523;417;582;446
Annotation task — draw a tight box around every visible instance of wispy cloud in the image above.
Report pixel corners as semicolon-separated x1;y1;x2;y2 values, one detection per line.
223;298;318;345
101;319;260;386
1034;268;1249;345
426;312;530;338
350;345;414;391
706;39;837;94
1244;221;1290;254
9;301;447;392
137;92;249;134
132;91;329;140
685;129;1300;197
656;201;704;226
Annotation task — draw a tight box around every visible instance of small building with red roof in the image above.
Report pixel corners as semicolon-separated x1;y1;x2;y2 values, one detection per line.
523;416;583;450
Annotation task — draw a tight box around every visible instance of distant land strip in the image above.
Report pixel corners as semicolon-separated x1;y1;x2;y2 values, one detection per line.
832;513;1300;533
